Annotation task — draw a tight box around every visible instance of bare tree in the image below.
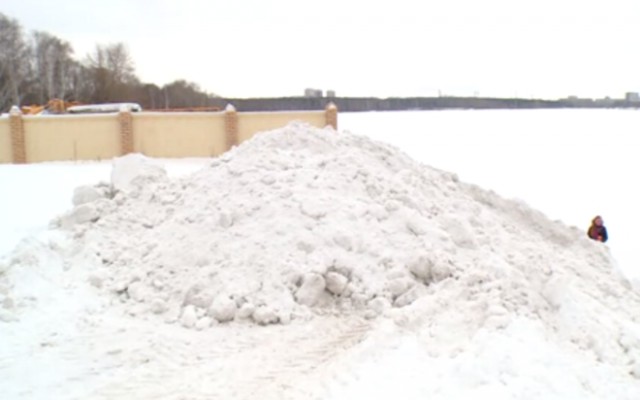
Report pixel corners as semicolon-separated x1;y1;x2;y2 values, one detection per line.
67;60;92;101
32;31;75;103
162;80;218;109
0;13;31;110
104;43;135;84
85;43;137;102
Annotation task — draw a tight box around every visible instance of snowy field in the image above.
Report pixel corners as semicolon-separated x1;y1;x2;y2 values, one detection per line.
1;109;640;399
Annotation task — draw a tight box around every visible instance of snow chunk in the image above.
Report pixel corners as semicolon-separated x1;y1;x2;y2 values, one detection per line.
252;306;279;325
72;185;104;206
60;203;100;227
439;215;477;249
407;255;433;282
295;273;326;306
111;153;167;195
208;295;238;323
326;272;349;295
180;305;198;328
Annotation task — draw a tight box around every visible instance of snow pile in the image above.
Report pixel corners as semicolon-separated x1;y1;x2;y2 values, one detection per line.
4;122;639;373
2;120;640;398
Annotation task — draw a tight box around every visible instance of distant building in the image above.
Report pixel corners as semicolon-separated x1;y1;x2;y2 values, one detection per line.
625;92;640;103
595;96;616;106
326;90;336;98
304;88;323;98
564;96;594;105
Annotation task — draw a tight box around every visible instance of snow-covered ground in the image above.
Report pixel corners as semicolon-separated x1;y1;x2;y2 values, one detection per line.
1;110;639;400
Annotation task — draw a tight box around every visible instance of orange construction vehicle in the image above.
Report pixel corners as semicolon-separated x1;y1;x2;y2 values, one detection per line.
21;99;81;115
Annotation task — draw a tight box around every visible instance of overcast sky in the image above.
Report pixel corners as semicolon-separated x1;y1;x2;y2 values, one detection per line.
3;0;639;99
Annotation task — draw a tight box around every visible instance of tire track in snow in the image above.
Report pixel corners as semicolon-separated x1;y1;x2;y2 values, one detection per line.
87;316;372;400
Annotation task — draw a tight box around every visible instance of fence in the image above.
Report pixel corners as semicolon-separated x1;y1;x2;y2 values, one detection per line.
0;103;338;164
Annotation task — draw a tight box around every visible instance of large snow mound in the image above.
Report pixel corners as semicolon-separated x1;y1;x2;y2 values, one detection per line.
3;122;640;373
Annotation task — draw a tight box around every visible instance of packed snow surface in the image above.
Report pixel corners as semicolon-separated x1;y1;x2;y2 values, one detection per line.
2;121;640;399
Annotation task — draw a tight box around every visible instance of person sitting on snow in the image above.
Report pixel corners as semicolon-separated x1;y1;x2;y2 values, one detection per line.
587;215;608;243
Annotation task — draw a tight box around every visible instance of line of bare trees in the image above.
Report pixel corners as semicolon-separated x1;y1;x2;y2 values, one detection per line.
0;13;219;112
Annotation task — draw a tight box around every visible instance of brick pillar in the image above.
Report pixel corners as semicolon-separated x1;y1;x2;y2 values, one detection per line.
325;102;338;130
9;106;26;164
118;110;134;155
224;104;238;150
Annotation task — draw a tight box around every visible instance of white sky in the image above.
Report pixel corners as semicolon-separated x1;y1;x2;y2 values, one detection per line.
3;0;639;99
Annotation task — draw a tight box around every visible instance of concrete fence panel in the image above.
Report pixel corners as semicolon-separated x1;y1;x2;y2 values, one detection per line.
0;117;11;164
237;111;326;144
23;114;121;163
133;112;227;158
